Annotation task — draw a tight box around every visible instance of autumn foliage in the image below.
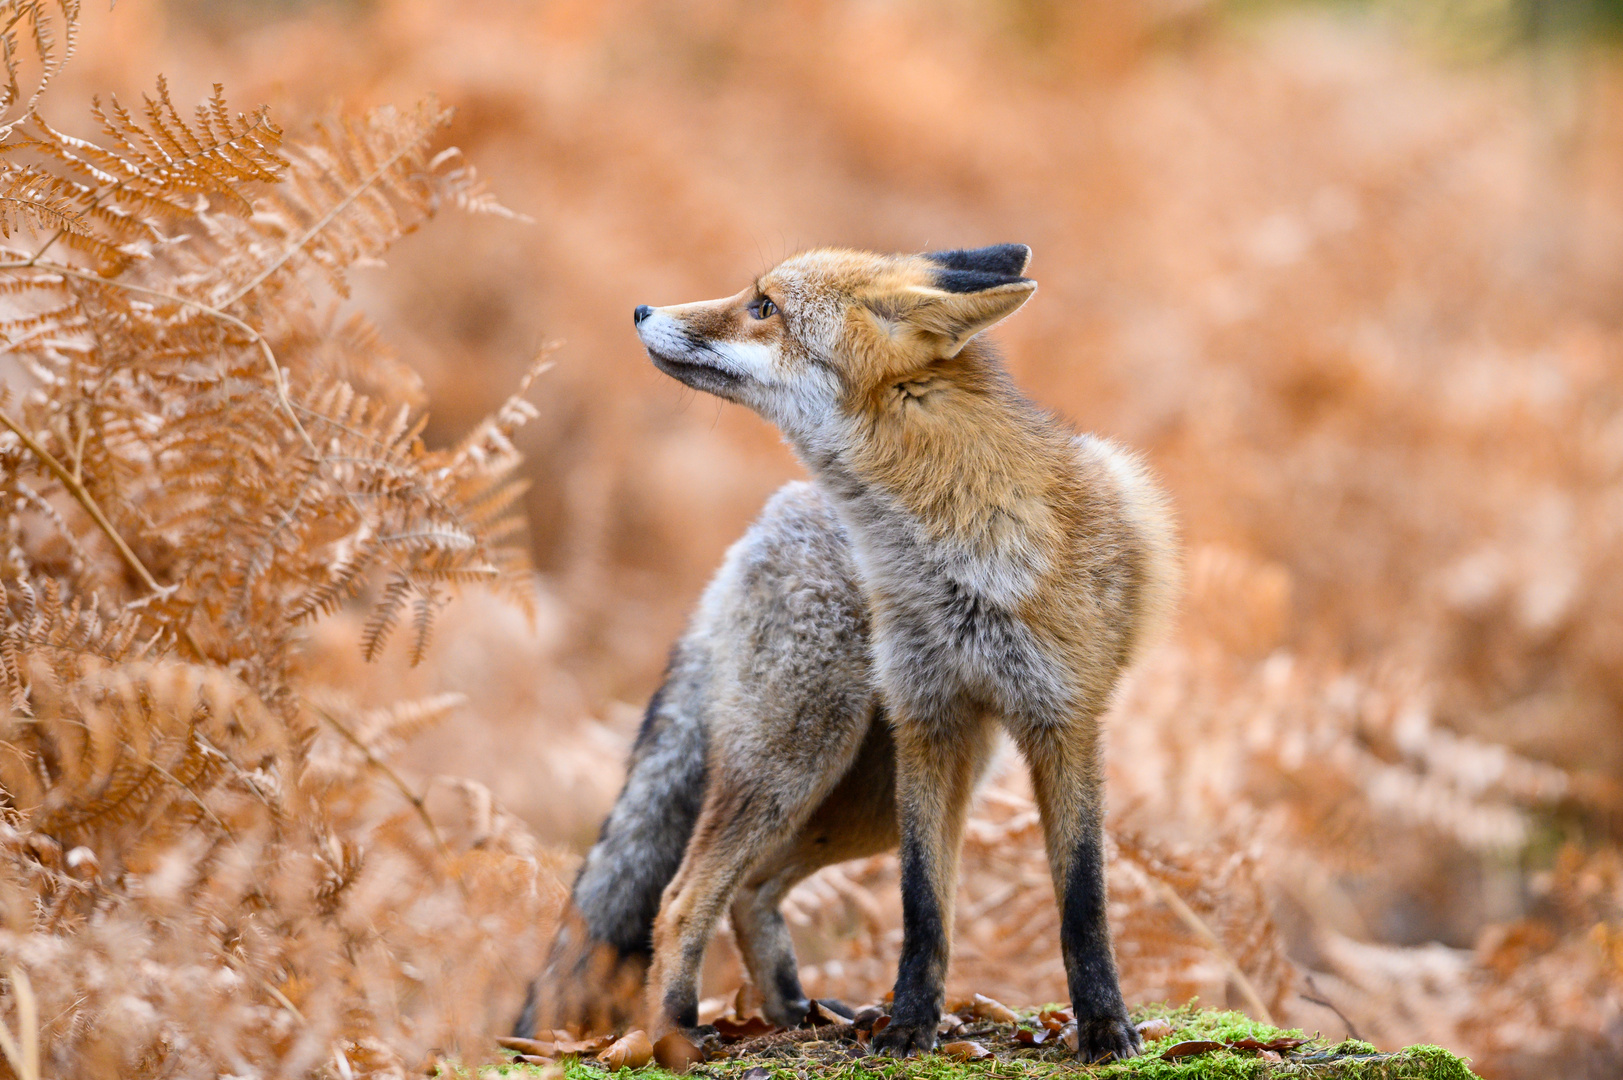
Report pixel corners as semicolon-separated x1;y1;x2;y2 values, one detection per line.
3;1;1623;1078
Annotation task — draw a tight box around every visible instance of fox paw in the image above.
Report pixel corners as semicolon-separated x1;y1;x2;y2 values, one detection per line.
764;997;809;1029
870;1018;937;1058
1075;1014;1142;1063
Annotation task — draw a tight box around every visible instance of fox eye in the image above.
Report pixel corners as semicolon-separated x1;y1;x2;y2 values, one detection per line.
753;297;777;320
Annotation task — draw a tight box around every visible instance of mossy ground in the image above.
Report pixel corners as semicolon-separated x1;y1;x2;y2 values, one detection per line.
462;1005;1480;1080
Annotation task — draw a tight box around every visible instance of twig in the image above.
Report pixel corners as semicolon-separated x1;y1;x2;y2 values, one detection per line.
309;701;449;858
0;965;40;1080
1148;877;1276;1025
0;403;165;597
216;948;305;1024
1301;974;1362;1042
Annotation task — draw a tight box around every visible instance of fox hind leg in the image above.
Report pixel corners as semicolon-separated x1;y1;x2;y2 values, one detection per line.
730;714;899;1027
647;730;874;1036
730;872;810;1027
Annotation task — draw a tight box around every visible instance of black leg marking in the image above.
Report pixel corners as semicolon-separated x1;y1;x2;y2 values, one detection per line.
872;829;945;1057
666;987;699;1031
772;963;811;1027
1061;818;1140;1062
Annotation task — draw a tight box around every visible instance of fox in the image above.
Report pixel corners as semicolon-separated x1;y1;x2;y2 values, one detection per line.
518;244;1178;1063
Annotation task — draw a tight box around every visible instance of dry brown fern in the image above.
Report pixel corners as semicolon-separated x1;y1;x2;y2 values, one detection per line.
0;5;564;1077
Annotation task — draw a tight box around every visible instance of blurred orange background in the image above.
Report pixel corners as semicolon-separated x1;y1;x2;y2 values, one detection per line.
52;1;1623;1074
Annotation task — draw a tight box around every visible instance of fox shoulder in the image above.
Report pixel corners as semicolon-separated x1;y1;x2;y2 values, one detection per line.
1073;433;1181;662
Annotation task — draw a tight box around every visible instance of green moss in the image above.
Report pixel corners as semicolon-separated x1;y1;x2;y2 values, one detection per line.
477;1005;1479;1080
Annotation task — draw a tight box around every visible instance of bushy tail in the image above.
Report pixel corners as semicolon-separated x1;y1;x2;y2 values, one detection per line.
515;669;709;1035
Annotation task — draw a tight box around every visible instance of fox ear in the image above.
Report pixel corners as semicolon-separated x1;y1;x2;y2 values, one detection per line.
923;243;1032;278
900;272;1036;356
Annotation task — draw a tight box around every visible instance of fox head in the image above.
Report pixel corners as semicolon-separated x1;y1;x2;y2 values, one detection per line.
634;244;1035;450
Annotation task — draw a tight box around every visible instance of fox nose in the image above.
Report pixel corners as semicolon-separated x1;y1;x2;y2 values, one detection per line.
633;304;654;326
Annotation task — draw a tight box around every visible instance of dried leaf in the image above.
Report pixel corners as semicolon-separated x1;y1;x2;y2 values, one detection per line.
1015;1026;1050;1046
852;1006;887;1032
1039;1006;1074;1028
970;993;1019;1024
714;1014;777;1041
1136;1017;1175;1042
1160;1040;1226;1060
808;1000;850;1027
940;1040;993;1061
599;1030;653;1071
1059;1022;1079;1053
739;1069;771;1080
653;1032;703;1074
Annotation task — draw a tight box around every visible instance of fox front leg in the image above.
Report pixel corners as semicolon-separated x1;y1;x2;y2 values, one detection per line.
1018;723;1141;1063
871;717;994;1058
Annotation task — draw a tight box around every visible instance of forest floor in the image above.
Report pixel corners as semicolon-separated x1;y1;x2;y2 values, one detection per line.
476;1004;1478;1080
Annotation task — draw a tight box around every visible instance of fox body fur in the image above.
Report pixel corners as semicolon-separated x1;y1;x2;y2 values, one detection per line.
521;244;1178;1062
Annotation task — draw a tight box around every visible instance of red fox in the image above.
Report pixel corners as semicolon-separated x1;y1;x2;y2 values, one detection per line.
519;245;1178;1063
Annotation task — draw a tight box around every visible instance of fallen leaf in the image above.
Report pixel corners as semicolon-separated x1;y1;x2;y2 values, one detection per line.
970;993;1019;1024
1160;1040;1225;1061
1039;1007;1074;1026
599;1030;653;1071
498;1037;556;1058
1015;1027;1050;1046
740;1068;772;1080
1135;1017;1175;1042
1059;1022;1079;1052
1260;1049;1284;1063
941;1040;993;1061
808;1000;850;1027
653;1032;704;1074
852;1006;886;1031
937;1014;965;1036
714;1014;777;1041
871;1015;892;1036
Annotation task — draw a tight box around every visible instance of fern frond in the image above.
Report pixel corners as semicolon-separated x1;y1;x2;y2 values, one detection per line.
407;586;441;666
0;0;79;122
0;20;550;1070
0;81;282;276
218;99;453;307
90;79;284;216
361;576;410;662
0;162;82;235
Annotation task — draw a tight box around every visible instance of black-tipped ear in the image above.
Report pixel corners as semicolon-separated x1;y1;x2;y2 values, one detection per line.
923;243;1032;278
929;267;1032;294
